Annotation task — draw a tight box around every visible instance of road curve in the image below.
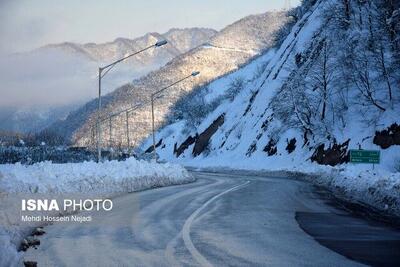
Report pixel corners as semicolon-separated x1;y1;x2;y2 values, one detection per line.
23;171;400;266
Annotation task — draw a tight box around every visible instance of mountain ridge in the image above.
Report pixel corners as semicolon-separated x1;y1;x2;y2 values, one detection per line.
0;27;217;134
47;11;288;147
39;28;217;63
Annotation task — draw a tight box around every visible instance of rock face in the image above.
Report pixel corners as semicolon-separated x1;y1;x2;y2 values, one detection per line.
174;135;197;157
373;123;400;149
311;140;350;166
286;138;296;154
263;139;278;156
193;114;225;157
174;114;226;157
19;237;40;252
144;139;163;153
23;261;37;267
47;12;288;148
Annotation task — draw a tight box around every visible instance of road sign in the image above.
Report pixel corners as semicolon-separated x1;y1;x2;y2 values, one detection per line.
349;150;380;164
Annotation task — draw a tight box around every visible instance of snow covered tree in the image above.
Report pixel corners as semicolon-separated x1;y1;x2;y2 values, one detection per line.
308;40;335;121
226;76;245;101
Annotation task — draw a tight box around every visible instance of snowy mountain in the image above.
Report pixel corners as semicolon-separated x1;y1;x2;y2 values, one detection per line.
49;11;288;146
151;0;400;171
0;28;216;134
42;28;216;66
144;0;400;215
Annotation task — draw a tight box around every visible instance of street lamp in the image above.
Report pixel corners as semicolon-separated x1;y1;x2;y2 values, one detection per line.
96;40;168;162
98;102;146;152
150;71;200;162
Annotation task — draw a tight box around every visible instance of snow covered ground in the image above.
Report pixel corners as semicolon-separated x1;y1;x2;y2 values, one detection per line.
0;158;193;267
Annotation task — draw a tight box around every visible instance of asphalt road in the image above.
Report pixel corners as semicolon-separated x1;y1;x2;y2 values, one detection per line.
24;171;400;267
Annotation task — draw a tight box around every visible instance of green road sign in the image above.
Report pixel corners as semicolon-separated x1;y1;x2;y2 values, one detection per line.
349;150;380;164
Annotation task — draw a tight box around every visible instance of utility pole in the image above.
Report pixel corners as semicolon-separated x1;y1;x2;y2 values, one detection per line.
150;71;200;163
126;111;130;149
109;117;112;148
151;96;156;162
97;102;148;157
91;127;95;148
97;67;102;162
95;40;168;163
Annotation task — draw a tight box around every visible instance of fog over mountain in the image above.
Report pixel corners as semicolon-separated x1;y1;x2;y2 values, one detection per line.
0;28;216;133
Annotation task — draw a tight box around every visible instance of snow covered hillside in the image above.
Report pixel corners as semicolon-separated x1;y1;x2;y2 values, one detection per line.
47;12;288;147
147;0;400;216
0;159;193;266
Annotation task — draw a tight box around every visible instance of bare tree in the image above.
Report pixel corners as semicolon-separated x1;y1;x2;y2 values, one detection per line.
352;55;387;111
343;0;351;22
376;43;393;102
308;40;335;121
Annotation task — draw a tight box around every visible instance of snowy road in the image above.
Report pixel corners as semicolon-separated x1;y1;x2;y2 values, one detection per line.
24;171;400;266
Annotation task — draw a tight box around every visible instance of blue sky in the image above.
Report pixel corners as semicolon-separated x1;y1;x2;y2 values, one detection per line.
0;0;300;54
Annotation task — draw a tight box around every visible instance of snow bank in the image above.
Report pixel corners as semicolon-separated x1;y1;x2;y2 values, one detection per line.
0;158;194;266
0;158;193;194
311;167;400;217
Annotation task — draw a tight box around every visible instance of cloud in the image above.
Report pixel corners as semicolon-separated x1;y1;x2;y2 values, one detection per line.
0;49;97;107
0;48;150;109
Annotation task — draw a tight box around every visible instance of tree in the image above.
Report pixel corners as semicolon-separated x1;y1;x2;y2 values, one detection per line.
352;54;387;112
308;40;335;121
226;76;245;101
376;43;393;102
343;0;351;21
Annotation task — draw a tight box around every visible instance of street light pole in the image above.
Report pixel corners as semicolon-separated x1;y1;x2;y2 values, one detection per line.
97;102;150;154
150;71;200;162
97;67;102;162
109;116;112;148
151;96;156;162
96;40;168;162
126;111;130;149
